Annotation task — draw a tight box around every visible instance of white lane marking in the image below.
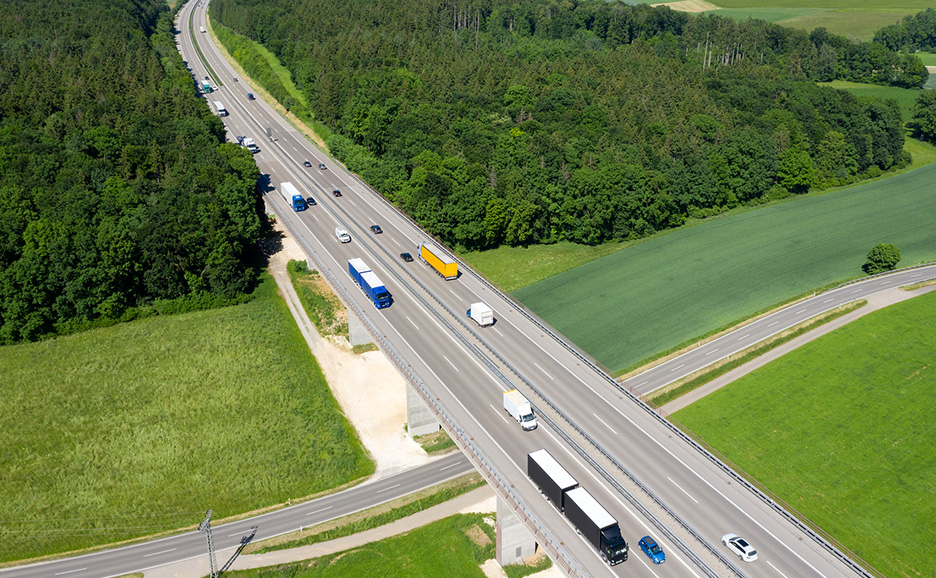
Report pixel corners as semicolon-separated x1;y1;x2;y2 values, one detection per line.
450;289;459;299
443;355;459;372
392;237;401;247
439;461;461;471
822;298;833;303
534;363;554;380
55;569;88;575
491;404;510;424
911;273;922;278
635;380;648;386
543;429;700;578
347;199;357;207
767;560;791;577
668;477;698;504
737;334;749;341
880;280;891;285
406;316;419;330
669;363;685;372
767;321;779;327
305;506;333;516
377;484;401;494
705;349;718;356
851;288;862;293
593;413;618;435
493;327;504;337
143;548;177;558
795;308;806;314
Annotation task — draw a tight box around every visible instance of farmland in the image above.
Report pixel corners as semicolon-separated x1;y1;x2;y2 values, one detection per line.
673;290;936;577
514;162;936;374
0;276;373;563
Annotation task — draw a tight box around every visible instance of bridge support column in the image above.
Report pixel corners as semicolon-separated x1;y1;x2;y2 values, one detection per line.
346;308;372;347
406;383;439;437
496;495;537;566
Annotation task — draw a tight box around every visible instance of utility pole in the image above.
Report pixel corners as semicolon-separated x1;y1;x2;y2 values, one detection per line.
198;509;218;578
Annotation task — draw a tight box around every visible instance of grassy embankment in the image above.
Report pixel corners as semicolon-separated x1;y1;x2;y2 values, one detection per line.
512;162;936;375
0;275;373;564
674;290;936;577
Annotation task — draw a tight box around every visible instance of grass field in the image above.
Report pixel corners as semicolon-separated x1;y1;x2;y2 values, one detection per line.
673;290;936;577
227;513;496;578
0;276;373;563
514;163;936;374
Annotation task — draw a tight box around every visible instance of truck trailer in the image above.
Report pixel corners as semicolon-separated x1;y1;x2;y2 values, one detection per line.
214;101;228;116
348;259;390;309
503;390;537;430
279;182;306;212
467;302;494;326
202;80;211;93
564;487;628;565
418;242;457;280
527;449;577;511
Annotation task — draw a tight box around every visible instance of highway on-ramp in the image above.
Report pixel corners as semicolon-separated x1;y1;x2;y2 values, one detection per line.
8;1;934;576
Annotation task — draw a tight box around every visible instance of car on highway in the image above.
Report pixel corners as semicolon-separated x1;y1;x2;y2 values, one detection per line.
370;225;382;234
400;252;413;262
303;160;312;167
332;189;342;197
306;196;316;206
319;163;327;170
638;536;665;564
247;93;255;100
204;75;209;80
722;534;757;562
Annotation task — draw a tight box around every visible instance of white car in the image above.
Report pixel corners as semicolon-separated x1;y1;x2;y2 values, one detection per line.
722;533;757;562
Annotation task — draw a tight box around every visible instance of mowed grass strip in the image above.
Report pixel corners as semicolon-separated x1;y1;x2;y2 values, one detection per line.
226;513;496;578
672;290;936;577
514;163;936;374
0;275;373;563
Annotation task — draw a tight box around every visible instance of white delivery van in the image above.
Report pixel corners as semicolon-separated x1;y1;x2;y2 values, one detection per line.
467;302;494;326
504;390;537;431
335;227;351;243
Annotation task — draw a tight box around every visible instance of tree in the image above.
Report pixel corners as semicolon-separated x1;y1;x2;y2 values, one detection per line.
910;90;936;143
863;243;901;275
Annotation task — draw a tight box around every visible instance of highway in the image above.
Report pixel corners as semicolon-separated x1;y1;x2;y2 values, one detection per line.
6;1;934;577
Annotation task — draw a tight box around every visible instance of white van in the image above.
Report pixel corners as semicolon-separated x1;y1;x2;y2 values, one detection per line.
335;227;351;243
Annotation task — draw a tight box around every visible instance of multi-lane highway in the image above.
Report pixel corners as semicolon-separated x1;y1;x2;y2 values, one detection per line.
6;1;933;576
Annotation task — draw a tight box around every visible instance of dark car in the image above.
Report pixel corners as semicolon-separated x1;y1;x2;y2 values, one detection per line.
204;76;209;80
318;163;327;170
400;252;413;262
332;189;342;197
370;225;383;234
247;93;255;100
306;196;316;206
303;160;312;167
638;536;665;564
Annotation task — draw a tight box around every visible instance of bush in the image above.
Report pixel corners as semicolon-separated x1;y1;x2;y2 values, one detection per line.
863;243;901;274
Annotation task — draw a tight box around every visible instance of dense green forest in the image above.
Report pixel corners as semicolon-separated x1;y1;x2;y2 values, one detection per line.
875;8;936;52
0;0;263;343
213;0;923;251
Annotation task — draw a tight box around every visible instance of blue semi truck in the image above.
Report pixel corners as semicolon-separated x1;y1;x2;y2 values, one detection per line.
348;258;391;309
280;182;306;212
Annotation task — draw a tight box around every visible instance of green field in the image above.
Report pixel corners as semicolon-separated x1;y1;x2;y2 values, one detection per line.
228;514;496;578
673;291;936;577
0;276;373;563
514;163;936;374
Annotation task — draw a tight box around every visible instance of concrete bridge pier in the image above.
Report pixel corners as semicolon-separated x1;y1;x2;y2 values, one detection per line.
496;495;538;566
406;384;440;436
346;307;371;348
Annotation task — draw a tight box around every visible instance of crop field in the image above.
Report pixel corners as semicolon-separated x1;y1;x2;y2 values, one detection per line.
227;513;496;578
514;163;936;374
673;290;936;577
0;276;373;563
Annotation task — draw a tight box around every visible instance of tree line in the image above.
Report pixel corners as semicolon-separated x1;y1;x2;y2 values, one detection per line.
212;0;922;252
0;0;263;343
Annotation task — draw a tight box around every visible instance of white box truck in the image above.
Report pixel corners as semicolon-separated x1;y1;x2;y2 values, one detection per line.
467;302;494;326
213;101;228;116
504;389;537;431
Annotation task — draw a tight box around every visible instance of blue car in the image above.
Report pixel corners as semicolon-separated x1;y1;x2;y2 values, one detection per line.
639;536;665;564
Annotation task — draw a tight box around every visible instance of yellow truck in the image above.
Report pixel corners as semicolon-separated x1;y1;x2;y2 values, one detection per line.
419;242;458;280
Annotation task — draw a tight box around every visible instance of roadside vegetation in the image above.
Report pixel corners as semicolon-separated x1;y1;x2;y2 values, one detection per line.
0;276;373;563
249;473;484;554
230;514;497;578
673;290;936;577
287;260;349;338
514;163;936;374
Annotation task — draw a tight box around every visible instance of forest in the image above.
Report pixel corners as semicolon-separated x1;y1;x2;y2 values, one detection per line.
875;8;936;52
0;0;263;343
212;0;924;251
